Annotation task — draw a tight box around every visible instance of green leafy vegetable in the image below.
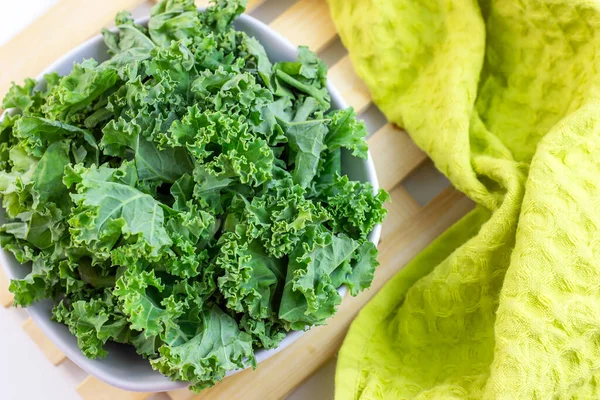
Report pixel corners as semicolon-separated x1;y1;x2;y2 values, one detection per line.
0;0;387;391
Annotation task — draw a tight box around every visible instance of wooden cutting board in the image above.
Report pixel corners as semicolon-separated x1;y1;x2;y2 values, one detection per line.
0;1;474;399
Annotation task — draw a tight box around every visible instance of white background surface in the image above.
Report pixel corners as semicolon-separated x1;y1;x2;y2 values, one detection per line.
0;1;338;399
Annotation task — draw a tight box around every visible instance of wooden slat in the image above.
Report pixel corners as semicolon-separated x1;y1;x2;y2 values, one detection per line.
167;388;195;400
380;186;421;242
0;0;145;98
270;0;337;52
172;188;472;400
245;0;266;10
329;55;371;113
370;124;428;191
22;318;67;365
0;266;13;307
77;376;153;400
377;187;474;271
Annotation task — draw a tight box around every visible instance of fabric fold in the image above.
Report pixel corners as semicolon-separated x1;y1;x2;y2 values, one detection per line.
328;0;600;398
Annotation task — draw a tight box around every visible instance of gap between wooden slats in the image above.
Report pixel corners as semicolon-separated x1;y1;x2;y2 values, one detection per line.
22;318;67;365
376;188;474;275
166;187;473;400
370;124;428;191
328;55;371;113
269;0;337;52
380;186;420;242
0;266;13;307
77;376;153;400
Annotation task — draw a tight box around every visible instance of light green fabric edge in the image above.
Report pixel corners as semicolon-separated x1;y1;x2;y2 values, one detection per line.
336;207;490;398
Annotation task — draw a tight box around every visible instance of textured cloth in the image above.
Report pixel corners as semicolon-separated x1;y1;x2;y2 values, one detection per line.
328;0;600;398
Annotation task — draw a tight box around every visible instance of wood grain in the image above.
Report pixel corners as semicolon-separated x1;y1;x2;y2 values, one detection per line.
370;124;428;192
77;376;153;400
245;0;266;10
22;318;67;365
329;55;371;113
167;388;196;400
163;188;473;400
0;265;13;307
380;186;421;242
0;0;145;98
270;0;337;52
377;187;474;270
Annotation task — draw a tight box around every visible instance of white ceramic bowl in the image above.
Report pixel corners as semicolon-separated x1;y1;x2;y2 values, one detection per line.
1;12;382;392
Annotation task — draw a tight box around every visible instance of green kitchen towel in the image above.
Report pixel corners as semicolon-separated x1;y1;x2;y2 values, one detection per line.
328;0;600;398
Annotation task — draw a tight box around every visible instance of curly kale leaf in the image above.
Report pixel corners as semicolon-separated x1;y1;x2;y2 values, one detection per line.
151;304;255;391
0;0;386;391
66;164;172;257
322;174;389;239
279;227;359;329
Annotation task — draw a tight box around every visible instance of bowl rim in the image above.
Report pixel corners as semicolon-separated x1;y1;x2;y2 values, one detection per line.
0;11;382;392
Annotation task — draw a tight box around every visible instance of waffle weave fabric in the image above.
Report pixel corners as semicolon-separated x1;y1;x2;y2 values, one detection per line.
328;0;600;398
